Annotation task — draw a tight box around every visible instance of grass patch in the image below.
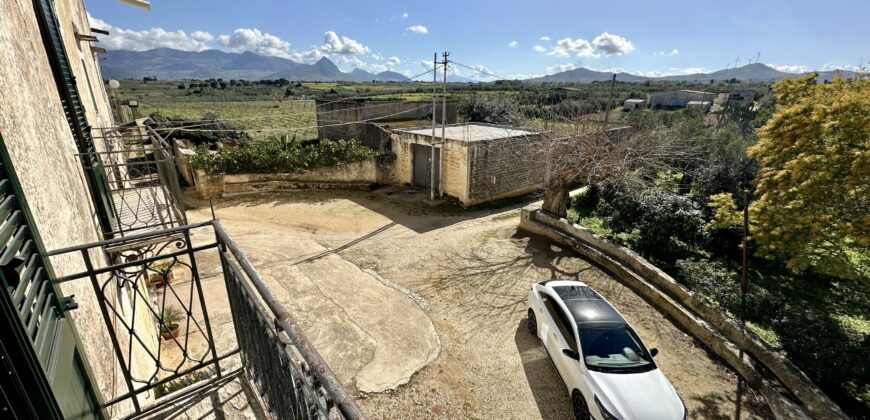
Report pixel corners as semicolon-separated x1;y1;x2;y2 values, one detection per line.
491;210;520;222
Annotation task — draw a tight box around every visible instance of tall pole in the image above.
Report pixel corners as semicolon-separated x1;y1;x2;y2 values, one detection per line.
440;51;449;197
430;53;437;200
602;73;616;129
735;188;749;420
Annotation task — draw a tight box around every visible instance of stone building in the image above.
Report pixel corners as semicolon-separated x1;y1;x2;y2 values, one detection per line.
391;123;546;206
649;89;716;109
316;99;456;152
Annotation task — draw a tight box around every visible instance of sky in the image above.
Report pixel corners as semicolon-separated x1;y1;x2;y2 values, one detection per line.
86;0;869;80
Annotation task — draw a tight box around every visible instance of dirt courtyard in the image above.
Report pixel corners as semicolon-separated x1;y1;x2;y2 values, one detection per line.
186;186;770;419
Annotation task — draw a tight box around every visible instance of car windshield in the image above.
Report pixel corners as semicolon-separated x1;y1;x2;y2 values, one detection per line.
578;324;655;373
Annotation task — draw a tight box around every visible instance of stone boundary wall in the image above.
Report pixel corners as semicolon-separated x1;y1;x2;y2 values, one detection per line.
519;209;847;420
190;156;396;199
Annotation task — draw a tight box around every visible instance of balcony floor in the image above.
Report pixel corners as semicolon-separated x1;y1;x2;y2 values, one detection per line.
136;370;267;420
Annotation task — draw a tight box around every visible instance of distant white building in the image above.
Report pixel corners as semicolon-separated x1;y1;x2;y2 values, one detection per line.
623;98;646;111
650;90;716;109
686;100;712;112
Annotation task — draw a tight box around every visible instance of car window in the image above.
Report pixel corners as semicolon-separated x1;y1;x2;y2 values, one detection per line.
578;324;655;373
542;294;578;353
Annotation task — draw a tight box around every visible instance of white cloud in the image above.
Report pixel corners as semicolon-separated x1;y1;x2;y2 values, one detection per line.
551;37;596;57
407;25;428;34
387;56;401;66
539;35;551;41
769;64;810;73
822;62;859;72
537;32;636;58
289;31;369;63
191;31;214;43
402;12;409;18
217;28;292;58
591;32;634;56
337;54;401;74
653;48;679;57
371;53;383;61
547;63;576;74
319;31;369;55
626;67;708;77
508;40;518;48
88;13;213;52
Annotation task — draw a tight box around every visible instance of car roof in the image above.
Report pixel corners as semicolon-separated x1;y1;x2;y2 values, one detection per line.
548;283;626;325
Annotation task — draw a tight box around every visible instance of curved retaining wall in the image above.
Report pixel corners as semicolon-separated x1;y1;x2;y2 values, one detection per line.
519;209;846;420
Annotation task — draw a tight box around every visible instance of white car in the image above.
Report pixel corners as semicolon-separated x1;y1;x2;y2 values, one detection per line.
527;280;686;420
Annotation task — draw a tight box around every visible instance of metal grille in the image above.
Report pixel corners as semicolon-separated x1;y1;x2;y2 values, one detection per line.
85;125;187;239
48;221;364;419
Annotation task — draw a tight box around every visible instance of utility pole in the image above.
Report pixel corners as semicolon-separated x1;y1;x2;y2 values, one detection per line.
431;53;438;200
735;188;750;420
602;73;616;129
440;51;449;197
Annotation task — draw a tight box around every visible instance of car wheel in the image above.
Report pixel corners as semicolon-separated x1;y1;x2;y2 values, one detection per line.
527;309;537;336
572;391;590;420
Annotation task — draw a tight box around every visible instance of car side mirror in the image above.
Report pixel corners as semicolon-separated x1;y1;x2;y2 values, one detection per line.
562;348;580;360
650;348;659;357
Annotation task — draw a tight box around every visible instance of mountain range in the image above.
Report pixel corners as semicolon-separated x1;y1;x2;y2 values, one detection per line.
527;62;854;83
102;48;410;82
101;48;856;83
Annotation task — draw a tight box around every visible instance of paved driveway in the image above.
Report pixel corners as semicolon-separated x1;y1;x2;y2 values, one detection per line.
187;186;770;419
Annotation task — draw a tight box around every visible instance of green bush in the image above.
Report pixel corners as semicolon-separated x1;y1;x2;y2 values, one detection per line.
189;137;375;175
598;189;705;265
676;258;778;321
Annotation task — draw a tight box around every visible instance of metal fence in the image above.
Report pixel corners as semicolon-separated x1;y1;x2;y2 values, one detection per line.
48;221;363;419
86;125;187;239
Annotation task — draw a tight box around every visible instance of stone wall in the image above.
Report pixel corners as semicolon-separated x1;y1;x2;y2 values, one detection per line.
390;131;470;202
466;134;546;205
316;100;456;150
191;157;392;197
0;0;125;411
518;209;848;420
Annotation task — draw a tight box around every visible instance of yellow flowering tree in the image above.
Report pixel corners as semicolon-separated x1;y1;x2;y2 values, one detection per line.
709;74;869;279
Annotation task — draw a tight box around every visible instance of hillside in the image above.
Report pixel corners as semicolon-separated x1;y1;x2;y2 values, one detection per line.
528;62;855;84
101;48;411;82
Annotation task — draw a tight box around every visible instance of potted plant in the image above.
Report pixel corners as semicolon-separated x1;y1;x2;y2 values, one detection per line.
160;307;183;340
149;260;174;289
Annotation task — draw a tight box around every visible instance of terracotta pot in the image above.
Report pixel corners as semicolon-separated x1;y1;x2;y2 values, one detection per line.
160;324;180;340
149;270;174;289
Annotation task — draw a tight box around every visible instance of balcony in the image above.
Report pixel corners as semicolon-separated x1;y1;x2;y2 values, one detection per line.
47;220;363;419
85;123;187;240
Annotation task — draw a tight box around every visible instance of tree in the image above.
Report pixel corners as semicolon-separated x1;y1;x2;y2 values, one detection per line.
709;74;869;279
458;94;525;126
539;122;703;217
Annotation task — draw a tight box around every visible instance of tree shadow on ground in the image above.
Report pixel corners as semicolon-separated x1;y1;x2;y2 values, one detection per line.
514;319;574;419
184;185;539;234
421;231;593;336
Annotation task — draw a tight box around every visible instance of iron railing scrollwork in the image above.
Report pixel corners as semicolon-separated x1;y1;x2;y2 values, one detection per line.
47;221;363;419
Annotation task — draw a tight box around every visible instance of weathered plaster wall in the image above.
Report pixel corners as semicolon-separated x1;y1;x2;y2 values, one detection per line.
466;134;545;205
0;0;130;414
390;131;470;202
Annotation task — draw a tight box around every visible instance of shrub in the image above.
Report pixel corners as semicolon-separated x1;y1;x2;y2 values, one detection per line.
598;189;705;264
458;94;525;126
189;138;375;175
676;258;778;320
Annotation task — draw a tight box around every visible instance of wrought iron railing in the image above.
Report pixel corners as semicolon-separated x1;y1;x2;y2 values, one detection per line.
47;221;363;419
84;124;187;239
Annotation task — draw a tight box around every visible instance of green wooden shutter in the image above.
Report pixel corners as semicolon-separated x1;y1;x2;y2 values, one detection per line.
0;138;104;419
31;0;117;237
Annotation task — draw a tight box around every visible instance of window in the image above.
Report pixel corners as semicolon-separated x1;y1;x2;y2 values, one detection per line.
542;294;578;353
578;324;655;373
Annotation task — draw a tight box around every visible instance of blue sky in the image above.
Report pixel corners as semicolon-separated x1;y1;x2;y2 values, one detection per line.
86;0;869;79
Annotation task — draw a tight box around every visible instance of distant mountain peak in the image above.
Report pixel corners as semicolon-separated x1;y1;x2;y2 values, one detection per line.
100;48;412;82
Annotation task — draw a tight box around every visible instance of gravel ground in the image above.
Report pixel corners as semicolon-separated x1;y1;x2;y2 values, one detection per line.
189;187;771;419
